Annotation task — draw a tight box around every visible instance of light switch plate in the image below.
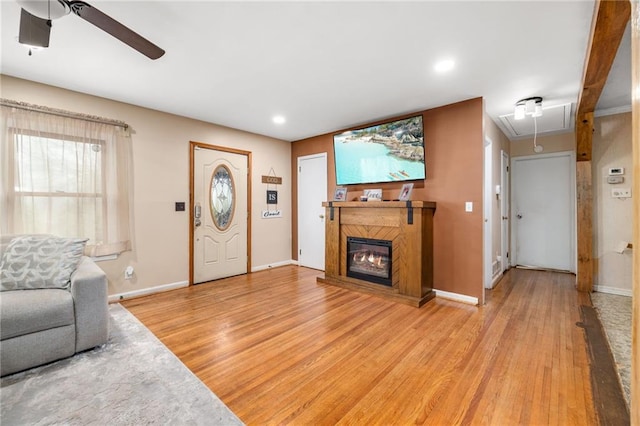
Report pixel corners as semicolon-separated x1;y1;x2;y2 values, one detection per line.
465;202;473;212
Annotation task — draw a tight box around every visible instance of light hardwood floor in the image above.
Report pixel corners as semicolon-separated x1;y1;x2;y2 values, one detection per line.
123;266;598;425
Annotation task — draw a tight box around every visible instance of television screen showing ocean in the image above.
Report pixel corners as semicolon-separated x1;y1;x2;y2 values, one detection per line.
334;138;426;185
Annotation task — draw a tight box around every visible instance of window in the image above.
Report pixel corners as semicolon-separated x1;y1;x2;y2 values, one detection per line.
1;103;133;256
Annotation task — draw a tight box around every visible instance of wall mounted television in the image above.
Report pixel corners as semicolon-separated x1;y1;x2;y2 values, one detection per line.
333;115;425;186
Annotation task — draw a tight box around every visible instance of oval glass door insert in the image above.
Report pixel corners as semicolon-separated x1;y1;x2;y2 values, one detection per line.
210;165;235;230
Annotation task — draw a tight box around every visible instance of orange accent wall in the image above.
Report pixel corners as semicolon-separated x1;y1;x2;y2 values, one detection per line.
291;98;485;302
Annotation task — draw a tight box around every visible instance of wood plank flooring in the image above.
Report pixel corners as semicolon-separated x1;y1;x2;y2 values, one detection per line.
122;266;598;425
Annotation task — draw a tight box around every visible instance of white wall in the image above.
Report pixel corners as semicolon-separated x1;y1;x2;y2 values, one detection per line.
593;112;633;295
1;75;293;297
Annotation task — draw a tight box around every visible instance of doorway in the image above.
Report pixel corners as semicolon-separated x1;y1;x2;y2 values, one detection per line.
190;142;251;284
511;151;575;272
500;150;510;273
484;138;493;289
297;153;327;270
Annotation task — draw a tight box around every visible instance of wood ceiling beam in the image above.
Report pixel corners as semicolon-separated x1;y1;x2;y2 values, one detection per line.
576;0;630;161
575;0;630;293
577;0;631;118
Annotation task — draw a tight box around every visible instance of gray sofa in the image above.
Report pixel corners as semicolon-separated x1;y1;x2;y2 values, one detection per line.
0;236;109;377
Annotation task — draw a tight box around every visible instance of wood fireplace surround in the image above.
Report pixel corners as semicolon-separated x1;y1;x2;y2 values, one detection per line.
318;201;436;307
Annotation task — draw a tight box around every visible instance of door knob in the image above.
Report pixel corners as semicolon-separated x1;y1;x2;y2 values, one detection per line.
319;214;325;219
517;214;523;219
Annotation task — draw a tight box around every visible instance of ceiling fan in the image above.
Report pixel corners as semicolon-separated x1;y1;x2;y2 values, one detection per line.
17;0;165;59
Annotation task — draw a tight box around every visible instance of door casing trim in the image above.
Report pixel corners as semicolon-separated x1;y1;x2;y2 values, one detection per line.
189;141;252;285
510;150;576;272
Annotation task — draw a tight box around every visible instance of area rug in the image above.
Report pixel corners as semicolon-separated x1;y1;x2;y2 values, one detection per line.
591;292;631;408
1;304;243;425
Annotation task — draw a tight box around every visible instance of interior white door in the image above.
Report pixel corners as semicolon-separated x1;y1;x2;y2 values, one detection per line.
483;139;492;289
511;152;575;272
193;146;248;283
500;151;510;273
297;153;327;270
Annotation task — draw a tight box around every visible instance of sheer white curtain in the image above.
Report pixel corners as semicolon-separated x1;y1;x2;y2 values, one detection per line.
1;104;133;256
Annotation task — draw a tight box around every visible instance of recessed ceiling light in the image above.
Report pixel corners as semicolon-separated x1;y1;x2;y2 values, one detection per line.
434;59;455;73
273;115;286;124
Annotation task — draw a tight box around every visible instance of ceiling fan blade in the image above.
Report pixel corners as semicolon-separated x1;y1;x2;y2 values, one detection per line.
18;8;51;48
67;1;165;59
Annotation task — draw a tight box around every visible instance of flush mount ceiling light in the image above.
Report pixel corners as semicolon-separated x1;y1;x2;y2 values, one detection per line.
513;96;544;153
514;96;543;120
272;115;286;125
434;59;455;73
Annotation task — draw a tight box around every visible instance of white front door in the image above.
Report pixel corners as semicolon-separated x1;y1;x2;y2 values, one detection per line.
297;153;327;270
193;145;249;283
511;151;575;272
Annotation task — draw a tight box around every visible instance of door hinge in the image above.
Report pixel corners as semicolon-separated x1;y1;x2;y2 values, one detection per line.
506;252;509;258
299;249;302;255
299;166;302;173
506;166;509;172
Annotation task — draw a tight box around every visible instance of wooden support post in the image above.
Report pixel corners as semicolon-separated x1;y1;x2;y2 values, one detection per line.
576;161;593;292
576;112;594;161
576;112;593;292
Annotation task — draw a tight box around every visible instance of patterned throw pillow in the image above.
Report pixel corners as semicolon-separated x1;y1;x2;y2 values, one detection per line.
0;236;89;291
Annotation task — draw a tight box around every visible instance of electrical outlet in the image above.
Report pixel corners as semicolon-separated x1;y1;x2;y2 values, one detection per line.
611;188;632;198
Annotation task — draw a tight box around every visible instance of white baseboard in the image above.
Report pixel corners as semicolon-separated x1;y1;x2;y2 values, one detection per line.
485;272;503;289
434;289;479;305
108;280;189;303
593;285;632;297
251;259;296;272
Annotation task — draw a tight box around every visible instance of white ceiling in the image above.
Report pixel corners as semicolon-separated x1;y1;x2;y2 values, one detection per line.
0;1;632;142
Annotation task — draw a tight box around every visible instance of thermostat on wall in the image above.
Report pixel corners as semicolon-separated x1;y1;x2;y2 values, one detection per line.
608;167;624;175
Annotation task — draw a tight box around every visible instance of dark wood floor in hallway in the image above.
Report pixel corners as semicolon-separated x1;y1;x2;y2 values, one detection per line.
122;266;597;425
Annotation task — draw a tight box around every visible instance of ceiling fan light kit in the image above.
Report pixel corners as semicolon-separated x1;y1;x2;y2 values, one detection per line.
15;0;165;59
18;8;51;48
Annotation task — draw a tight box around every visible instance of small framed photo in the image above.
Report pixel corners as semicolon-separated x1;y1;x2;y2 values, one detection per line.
334;187;347;201
399;183;414;201
364;188;382;201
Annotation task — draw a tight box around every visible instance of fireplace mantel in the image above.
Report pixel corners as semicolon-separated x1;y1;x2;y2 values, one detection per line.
318;200;436;307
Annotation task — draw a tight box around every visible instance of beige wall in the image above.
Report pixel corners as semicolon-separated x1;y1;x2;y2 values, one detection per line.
292;98;486;303
1;75;292;297
510;132;575;157
593;112;633;294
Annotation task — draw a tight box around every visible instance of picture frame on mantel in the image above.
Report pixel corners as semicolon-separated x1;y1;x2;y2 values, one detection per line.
333;187;347;201
398;183;414;201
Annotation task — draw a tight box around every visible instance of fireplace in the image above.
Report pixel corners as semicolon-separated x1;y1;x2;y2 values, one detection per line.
346;237;392;286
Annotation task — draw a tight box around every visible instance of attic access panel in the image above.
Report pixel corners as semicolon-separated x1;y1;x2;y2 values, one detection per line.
499;103;572;139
